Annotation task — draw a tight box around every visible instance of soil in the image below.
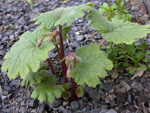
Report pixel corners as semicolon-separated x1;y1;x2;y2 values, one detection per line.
0;0;150;113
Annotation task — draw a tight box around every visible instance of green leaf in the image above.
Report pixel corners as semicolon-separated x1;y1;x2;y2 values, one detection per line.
34;3;94;29
141;41;147;50
76;85;84;97
62;26;72;40
102;19;150;44
71;43;113;87
62;91;71;99
146;51;150;55
21;64;47;87
148;64;150;69
2;27;55;79
127;45;135;56
27;0;33;7
88;8;115;33
139;65;147;71
88;8;150;44
62;83;71;89
122;62;129;67
129;67;136;74
31;75;64;103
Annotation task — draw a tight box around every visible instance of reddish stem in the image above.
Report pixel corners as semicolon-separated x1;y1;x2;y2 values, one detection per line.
46;58;56;75
56;44;61;60
56;29;68;83
70;78;76;100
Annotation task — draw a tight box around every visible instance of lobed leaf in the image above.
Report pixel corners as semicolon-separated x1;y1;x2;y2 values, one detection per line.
2;27;54;79
31;75;64;103
88;9;150;44
102;19;150;44
71;43;113;87
34;3;94;29
88;8;115;33
62;26;73;40
21;64;47;87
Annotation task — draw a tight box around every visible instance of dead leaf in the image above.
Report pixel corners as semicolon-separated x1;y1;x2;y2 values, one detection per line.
111;68;119;79
139;2;148;15
131;68;144;80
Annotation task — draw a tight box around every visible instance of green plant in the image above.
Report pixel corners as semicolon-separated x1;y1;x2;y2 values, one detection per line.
102;41;150;74
2;3;150;103
100;0;132;21
27;0;33;7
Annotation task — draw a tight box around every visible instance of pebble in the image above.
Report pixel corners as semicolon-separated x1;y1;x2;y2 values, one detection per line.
62;108;72;113
91;108;101;113
131;6;139;11
71;101;80;111
0;50;5;56
107;109;117;113
85;87;101;102
101;83;113;92
9;80;20;86
3;86;11;91
28;99;39;108
76;35;84;41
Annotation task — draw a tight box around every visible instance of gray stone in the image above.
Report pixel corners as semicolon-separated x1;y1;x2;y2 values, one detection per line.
28;99;39;108
9;80;20;86
131;6;139;11
3;86;11;91
0;50;5;56
85;87;101;102
101;83;113;92
9;35;14;40
2;36;9;42
52;100;62;108
107;109;117;113
62;108;72;113
91;108;101;113
71;101;80;111
76;35;84;41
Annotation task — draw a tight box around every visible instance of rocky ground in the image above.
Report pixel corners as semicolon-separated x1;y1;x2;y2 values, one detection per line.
0;0;150;113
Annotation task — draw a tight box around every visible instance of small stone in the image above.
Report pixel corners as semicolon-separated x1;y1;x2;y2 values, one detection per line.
3;86;11;91
126;110;132;113
101;83;113;92
131;6;139;11
78;100;84;109
62;108;72;113
120;81;131;91
0;34;2;40
85;87;101;102
52;100;62;108
75;32;80;35
9;35;14;40
18;17;25;25
28;99;39;108
78;19;83;23
2;36;9;42
76;35;84;41
9;80;20;86
0;50;5;56
107;109;117;113
71;27;78;32
91;108;101;113
132;82;144;91
110;99;116;106
71;101;80;111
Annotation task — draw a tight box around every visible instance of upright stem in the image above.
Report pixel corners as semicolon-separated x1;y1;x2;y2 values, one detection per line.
56;29;68;83
56;44;61;60
70;78;76;100
99;38;106;47
46;58;56;75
